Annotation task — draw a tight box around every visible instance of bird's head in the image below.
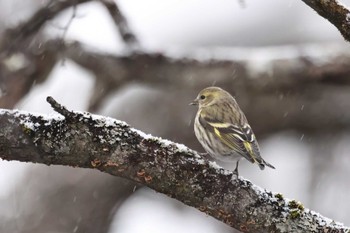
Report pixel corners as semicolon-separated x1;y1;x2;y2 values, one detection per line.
190;86;232;108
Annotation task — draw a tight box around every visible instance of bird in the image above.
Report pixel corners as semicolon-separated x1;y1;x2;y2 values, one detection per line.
190;86;275;176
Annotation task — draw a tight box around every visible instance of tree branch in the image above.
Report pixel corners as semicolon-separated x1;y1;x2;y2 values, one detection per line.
301;0;350;42
0;98;348;233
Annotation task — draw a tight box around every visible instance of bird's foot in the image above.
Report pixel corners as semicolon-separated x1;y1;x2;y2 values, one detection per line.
198;152;212;160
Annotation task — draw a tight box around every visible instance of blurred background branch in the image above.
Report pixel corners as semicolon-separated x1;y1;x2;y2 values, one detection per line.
3;38;350;136
100;0;140;49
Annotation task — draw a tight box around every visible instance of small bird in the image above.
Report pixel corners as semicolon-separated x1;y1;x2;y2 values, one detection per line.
190;86;275;176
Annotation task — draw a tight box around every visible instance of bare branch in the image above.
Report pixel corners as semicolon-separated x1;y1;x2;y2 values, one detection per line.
60;41;350;91
3;38;350;137
0;98;348;233
100;0;140;49
301;0;350;42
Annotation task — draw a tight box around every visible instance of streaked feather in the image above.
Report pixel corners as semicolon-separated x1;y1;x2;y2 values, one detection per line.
199;115;259;164
192;86;275;171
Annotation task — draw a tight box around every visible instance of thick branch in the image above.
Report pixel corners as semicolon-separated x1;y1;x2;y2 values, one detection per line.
301;0;350;42
0;99;348;233
62;42;350;88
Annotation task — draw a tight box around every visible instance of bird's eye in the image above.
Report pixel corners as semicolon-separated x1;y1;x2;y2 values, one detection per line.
200;95;206;100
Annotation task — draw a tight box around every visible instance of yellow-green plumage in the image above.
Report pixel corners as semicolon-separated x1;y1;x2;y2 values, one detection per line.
191;87;275;174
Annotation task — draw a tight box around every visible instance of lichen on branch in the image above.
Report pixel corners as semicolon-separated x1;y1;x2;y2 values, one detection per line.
0;98;348;233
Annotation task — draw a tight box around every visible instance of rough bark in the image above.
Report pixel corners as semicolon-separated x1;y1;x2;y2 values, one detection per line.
0;98;348;233
301;0;350;42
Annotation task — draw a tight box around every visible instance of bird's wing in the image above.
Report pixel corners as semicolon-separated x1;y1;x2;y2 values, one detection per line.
199;115;260;164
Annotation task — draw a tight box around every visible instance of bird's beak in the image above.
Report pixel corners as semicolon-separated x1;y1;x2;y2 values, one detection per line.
189;99;199;106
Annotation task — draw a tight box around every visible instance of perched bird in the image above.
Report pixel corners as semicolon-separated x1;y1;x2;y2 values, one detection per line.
190;86;275;176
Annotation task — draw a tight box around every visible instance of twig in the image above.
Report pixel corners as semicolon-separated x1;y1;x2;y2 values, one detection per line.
46;96;77;120
61;3;78;41
100;0;140;49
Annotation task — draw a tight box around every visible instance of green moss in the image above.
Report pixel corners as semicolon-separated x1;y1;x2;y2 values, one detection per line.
288;200;304;219
297;204;304;211
288;200;304;210
22;126;33;135
290;209;301;219
274;193;283;201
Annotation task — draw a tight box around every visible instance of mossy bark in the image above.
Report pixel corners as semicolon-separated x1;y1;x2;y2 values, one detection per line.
0;98;348;233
